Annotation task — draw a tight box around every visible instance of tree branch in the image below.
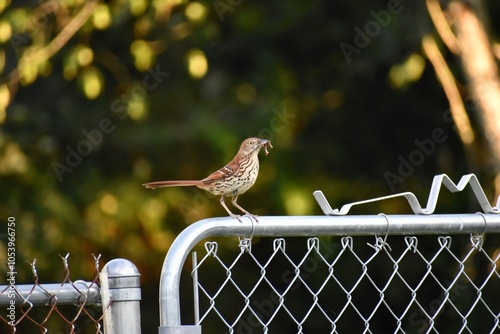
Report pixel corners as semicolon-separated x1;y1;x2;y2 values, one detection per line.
8;0;100;91
425;0;461;54
422;35;474;145
449;0;500;197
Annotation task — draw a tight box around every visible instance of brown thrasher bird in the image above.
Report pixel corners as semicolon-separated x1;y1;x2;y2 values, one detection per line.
143;138;272;219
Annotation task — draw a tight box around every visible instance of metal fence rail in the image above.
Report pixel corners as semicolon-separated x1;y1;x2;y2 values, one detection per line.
158;214;500;333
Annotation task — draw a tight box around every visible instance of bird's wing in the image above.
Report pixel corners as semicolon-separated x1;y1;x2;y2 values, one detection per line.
201;160;239;184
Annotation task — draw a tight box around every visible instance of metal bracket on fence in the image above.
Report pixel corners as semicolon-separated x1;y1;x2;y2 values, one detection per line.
367;214;391;252
313;173;500;216
100;258;142;334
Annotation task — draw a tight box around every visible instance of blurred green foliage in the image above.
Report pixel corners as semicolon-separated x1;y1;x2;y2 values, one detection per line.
1;0;500;332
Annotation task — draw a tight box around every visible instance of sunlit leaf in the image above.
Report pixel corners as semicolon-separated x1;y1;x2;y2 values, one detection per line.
0;142;28;175
282;186;313;215
388;53;426;89
153;0;186;20
0;0;11;14
63;45;93;80
129;0;148;16
19;55;39;85
100;193;119;215
187;48;208;79
76;45;94;66
185;2;207;23
38;59;52;77
128;87;148;120
0;20;11;42
7;8;29;31
79;66;104;99
131;39;154;71
0;84;8;123
92;3;111;30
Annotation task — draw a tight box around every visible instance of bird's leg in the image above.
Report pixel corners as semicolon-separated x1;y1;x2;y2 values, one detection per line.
231;195;257;250
231;196;259;222
220;195;242;221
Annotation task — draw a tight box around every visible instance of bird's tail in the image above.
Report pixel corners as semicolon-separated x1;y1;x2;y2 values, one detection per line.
142;180;202;189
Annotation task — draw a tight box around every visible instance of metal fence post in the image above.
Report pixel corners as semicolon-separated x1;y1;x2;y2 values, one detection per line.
100;258;142;334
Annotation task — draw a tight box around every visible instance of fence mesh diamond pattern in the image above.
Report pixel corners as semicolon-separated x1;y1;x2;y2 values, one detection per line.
1;254;106;334
192;235;500;333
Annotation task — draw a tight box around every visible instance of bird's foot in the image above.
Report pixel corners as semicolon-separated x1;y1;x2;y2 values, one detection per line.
243;213;259;223
229;213;243;222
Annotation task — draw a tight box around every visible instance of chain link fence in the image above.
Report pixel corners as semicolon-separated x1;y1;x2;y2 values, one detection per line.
158;214;500;333
0;254;106;334
191;234;500;333
1;255;141;334
0;254;141;334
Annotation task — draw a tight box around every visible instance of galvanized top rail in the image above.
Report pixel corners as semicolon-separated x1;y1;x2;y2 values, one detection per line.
158;213;500;329
0;281;100;306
